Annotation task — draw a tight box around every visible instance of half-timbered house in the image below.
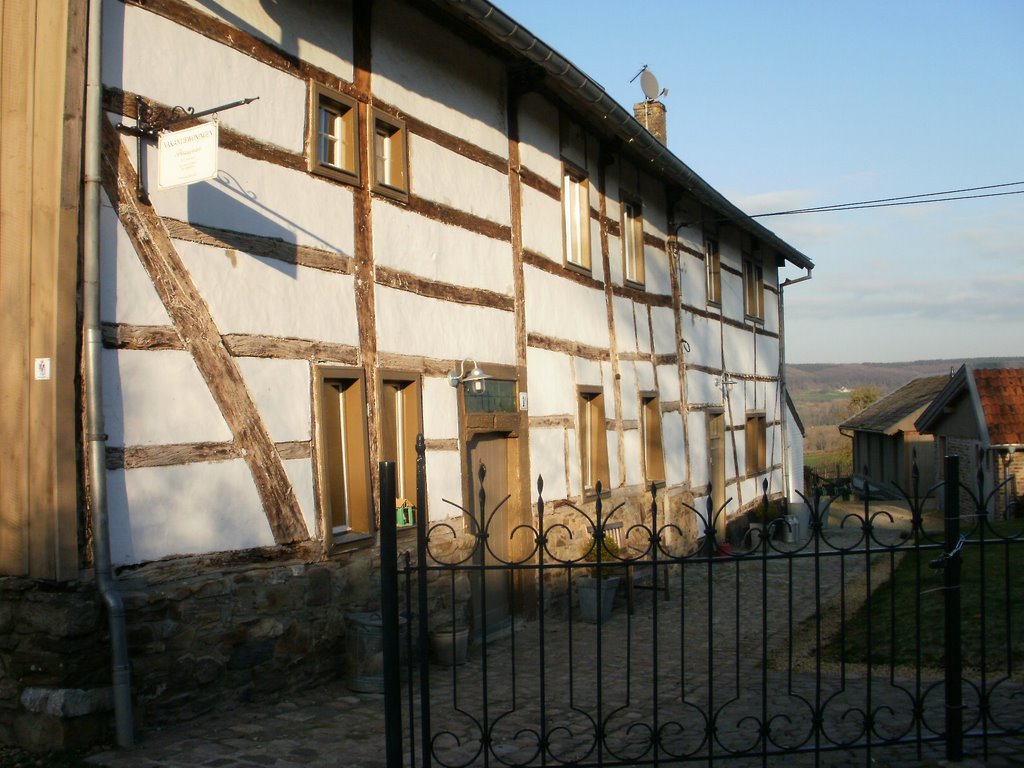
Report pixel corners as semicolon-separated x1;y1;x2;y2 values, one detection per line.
0;0;813;749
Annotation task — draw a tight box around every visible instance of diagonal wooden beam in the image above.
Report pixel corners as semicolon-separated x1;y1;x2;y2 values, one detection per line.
100;120;308;544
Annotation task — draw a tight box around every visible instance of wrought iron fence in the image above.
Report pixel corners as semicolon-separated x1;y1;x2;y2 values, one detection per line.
378;441;1023;767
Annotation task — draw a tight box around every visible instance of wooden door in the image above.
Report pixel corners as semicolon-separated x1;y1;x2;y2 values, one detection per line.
708;412;727;540
467;432;512;636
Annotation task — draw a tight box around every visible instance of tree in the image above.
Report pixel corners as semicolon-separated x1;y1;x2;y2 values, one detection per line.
844;386;881;418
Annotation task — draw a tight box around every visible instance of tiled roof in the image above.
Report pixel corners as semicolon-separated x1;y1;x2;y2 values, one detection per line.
840;376;949;434
974;368;1024;446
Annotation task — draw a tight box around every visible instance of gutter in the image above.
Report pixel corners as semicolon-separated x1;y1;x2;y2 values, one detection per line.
438;0;814;272
84;0;134;747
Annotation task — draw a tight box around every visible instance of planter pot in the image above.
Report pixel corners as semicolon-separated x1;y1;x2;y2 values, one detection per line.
429;625;470;666
345;612;407;693
577;575;620;624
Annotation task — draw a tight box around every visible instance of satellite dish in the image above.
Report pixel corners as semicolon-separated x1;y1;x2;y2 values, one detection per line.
640;68;660;101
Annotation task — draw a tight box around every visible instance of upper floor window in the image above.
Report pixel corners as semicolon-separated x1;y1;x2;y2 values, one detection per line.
705;237;721;305
621;198;645;286
578;387;609;494
641;394;665;485
562;163;591;270
744;259;764;320
371;108;408;202
318;370;372;541
309;83;359;185
745;412;767;475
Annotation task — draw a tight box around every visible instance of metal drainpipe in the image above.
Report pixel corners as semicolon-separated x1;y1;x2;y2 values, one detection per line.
778;268;813;506
84;0;134;747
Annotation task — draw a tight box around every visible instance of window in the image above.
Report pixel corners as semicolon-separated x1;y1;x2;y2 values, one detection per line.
745;413;767;475
705;237;721;305
371;108;408;201
578;388;609;494
744;259;765;320
641;394;665;484
562;163;591;270
380;377;422;510
319;372;372;539
309;83;358;184
621;198;645;286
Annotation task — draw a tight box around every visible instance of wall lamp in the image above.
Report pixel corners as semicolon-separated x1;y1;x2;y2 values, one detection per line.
448;358;492;394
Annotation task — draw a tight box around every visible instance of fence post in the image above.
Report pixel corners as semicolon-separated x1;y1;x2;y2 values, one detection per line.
943;454;963;762
379;461;403;768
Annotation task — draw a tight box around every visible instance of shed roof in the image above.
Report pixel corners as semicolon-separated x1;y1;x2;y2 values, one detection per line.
916;365;1024;447
840;376;948;435
433;0;814;271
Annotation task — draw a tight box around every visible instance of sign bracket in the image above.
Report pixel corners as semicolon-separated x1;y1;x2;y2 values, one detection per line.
116;95;259;202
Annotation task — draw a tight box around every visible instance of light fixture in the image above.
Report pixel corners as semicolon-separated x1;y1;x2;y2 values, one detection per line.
448;358;492;394
715;371;736;396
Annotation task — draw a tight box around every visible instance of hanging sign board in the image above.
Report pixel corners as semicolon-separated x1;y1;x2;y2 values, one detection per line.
157;121;218;190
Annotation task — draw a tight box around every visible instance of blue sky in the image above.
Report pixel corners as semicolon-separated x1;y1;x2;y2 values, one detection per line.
500;1;1024;364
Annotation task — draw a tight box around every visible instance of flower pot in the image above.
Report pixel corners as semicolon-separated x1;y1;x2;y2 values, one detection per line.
429;625;470;666
576;575;620;624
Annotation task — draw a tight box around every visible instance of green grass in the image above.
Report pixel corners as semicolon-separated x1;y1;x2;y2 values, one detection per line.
804;449;852;477
820;520;1024;670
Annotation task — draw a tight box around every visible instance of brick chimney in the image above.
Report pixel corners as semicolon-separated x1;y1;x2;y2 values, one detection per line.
633;100;667;145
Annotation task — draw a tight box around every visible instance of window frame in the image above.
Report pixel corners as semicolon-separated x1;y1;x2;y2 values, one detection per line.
314;366;373;545
621;196;645;287
640;392;665;486
705;237;721;306
308;82;359;185
370;107;409;202
743;258;765;321
378;373;423;512
745;412;767;475
578;386;609;496
562;161;592;272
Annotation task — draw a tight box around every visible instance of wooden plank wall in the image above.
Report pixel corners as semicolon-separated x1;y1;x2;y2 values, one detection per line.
0;0;84;580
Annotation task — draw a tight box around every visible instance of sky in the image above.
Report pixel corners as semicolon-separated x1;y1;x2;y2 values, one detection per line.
499;1;1024;364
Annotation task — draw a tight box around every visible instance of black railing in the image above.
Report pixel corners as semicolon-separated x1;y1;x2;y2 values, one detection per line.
380;445;1023;767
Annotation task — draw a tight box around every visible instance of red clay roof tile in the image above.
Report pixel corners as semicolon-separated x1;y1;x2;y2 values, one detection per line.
973;368;1024;446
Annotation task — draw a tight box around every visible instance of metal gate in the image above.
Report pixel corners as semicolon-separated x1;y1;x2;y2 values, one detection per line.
378;444;1023;766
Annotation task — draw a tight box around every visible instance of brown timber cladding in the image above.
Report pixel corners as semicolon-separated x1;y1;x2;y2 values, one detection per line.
0;0;84;580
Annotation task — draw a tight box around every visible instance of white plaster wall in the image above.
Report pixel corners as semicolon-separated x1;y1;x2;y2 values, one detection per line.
235;358;311;443
100;202;171;325
106;2;305;153
723;324;757;375
607;234;623;286
663;411;686;485
644;245;672;296
147;152;355;256
375;287;515;364
372;1;507;158
636;361;658;394
756;335;781;378
520;186;561;262
373;202;513;295
426;450;464;521
517;94;560;184
525;348;574;416
622;429;642;487
108;461;275;565
284;458;318;540
618;362;638;421
103;349;232;446
574;357;603;389
635;305;653;355
180;0;355;84
613;297;638;353
651;306;676;355
720;270;745;322
525;268;609;349
567;428;581;498
529;428;567;503
678;250;707;306
687;370;723;409
608;430;621;489
410;136;511;226
786;406;805;501
176;240;360;344
422;377;459;440
685;313;720;371
656;364;681;403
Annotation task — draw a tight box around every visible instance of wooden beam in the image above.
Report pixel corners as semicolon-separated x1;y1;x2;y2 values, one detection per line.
100;119;308;544
375;265;513;312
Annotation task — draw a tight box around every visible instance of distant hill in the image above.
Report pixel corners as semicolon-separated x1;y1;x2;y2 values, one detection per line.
786;357;1024;398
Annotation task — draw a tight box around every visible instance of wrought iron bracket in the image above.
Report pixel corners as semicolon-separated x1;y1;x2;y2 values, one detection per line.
115;95;258;203
929;533;966;571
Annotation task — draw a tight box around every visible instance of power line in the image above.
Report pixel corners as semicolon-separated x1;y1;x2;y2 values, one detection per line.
750;181;1024;218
